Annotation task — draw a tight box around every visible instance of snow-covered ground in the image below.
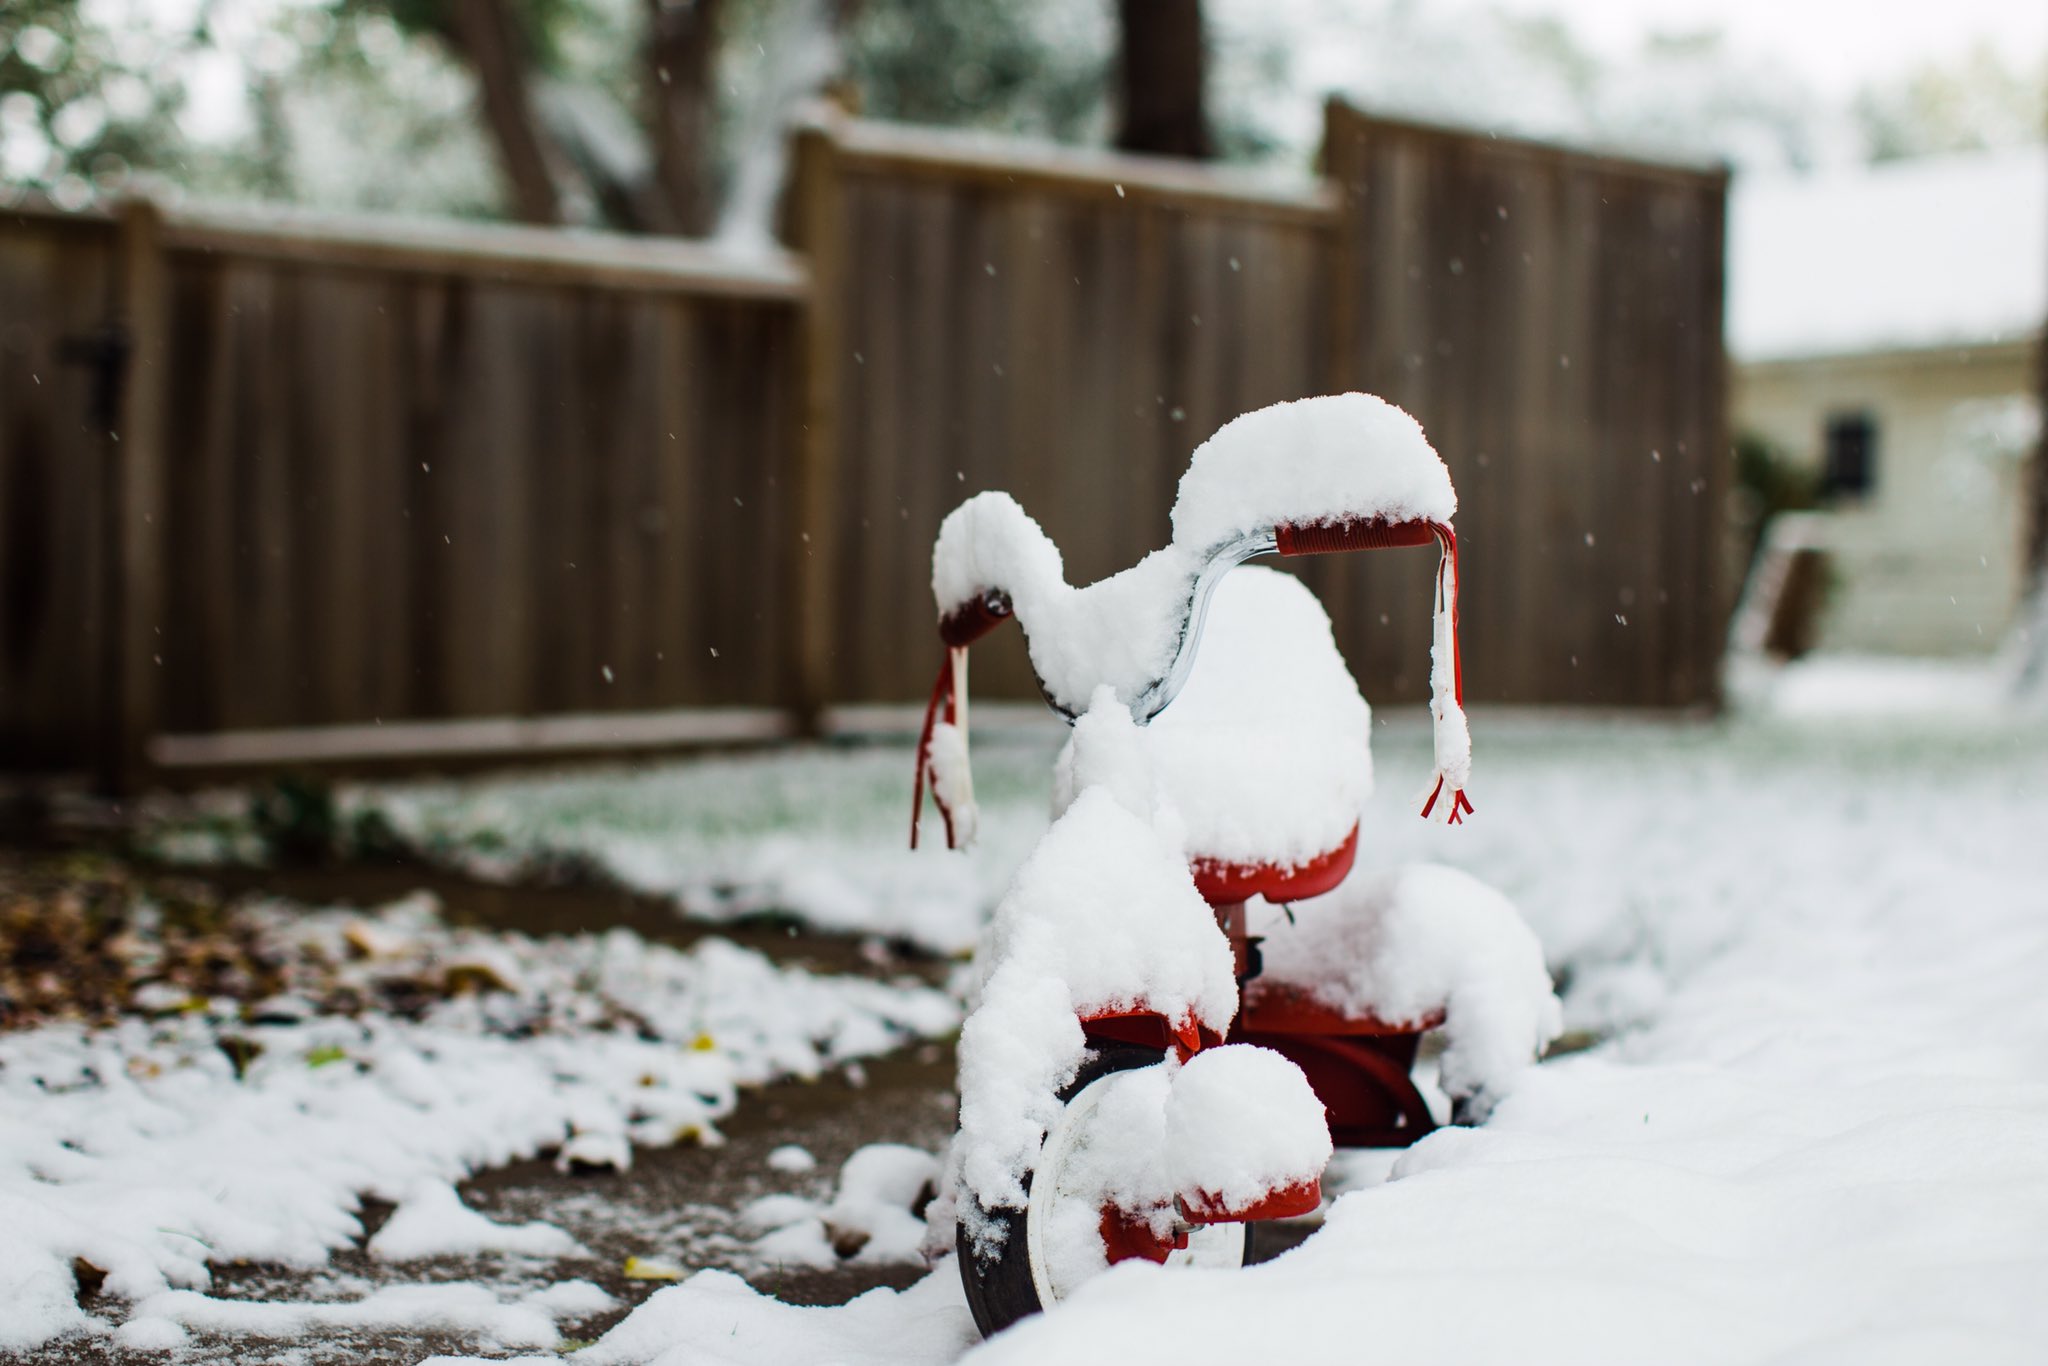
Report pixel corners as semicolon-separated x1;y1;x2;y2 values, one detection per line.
0;895;958;1354
406;673;2043;1365
103;659;2048;1361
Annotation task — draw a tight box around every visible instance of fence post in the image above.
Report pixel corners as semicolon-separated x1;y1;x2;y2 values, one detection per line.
101;198;168;795
788;116;845;732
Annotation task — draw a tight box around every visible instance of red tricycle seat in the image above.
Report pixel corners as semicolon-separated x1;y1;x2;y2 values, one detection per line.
1190;824;1359;907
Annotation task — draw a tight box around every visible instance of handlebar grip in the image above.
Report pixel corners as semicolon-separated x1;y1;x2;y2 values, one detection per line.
939;590;1014;647
1274;517;1438;556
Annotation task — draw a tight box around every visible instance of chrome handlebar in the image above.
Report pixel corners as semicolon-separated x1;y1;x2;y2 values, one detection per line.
1037;529;1279;726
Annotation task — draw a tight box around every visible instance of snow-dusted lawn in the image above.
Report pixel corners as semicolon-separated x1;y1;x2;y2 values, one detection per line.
147;734;1063;958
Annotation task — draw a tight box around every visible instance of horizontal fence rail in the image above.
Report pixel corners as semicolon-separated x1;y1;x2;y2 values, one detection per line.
1;103;1728;784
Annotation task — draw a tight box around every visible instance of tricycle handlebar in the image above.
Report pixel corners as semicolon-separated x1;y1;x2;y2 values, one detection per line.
1131;517;1450;724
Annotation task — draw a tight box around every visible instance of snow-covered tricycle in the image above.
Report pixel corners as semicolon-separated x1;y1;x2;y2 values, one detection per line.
909;394;1560;1336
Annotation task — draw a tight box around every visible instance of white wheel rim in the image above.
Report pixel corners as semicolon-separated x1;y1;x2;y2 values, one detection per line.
1024;1066;1246;1306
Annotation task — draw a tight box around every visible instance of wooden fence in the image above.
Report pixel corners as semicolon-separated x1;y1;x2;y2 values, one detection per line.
791;108;1729;712
0;103;1728;784
1318;106;1728;707
789;117;1346;707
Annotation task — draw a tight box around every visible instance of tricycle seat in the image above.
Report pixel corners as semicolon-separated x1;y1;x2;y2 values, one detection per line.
1190;824;1358;907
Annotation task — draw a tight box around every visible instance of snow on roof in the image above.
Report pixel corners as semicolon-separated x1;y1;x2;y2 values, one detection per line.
1728;144;2048;362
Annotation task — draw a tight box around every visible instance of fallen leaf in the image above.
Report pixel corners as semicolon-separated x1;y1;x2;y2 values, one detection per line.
622;1255;683;1281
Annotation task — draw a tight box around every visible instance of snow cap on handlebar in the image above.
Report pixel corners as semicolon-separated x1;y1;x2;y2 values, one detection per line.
1170;393;1457;549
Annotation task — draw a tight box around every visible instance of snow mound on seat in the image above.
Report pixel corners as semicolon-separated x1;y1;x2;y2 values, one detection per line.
1171;393;1457;551
1252;863;1561;1112
1109;566;1371;870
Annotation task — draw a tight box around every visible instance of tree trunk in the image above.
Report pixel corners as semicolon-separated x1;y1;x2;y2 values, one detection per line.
447;0;563;224
646;0;726;236
1115;0;1210;159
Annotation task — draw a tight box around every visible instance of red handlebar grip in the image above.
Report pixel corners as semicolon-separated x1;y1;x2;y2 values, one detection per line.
939;592;1014;647
1275;517;1438;555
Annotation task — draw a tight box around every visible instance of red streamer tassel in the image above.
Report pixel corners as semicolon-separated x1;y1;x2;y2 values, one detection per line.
910;651;959;850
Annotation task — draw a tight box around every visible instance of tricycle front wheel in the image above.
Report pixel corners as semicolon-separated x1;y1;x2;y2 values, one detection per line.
956;1042;1246;1338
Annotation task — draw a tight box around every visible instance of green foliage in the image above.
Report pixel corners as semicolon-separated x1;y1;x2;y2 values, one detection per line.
0;0;187;197
28;0;2038;233
351;0;609;78
842;0;1106;140
1855;44;2048;163
1734;430;1817;519
249;776;341;866
1730;429;1818;570
248;773;416;866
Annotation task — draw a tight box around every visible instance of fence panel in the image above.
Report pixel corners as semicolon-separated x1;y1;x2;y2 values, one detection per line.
152;239;802;737
797;121;1342;705
1321;106;1729;706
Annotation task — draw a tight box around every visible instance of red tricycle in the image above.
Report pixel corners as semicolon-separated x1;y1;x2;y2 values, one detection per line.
911;394;1557;1336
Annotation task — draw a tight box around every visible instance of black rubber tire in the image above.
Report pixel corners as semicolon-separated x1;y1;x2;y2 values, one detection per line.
1242;1216;1317;1266
956;1041;1191;1339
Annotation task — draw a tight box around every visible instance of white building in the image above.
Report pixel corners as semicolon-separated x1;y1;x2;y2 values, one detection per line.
1729;145;2046;656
